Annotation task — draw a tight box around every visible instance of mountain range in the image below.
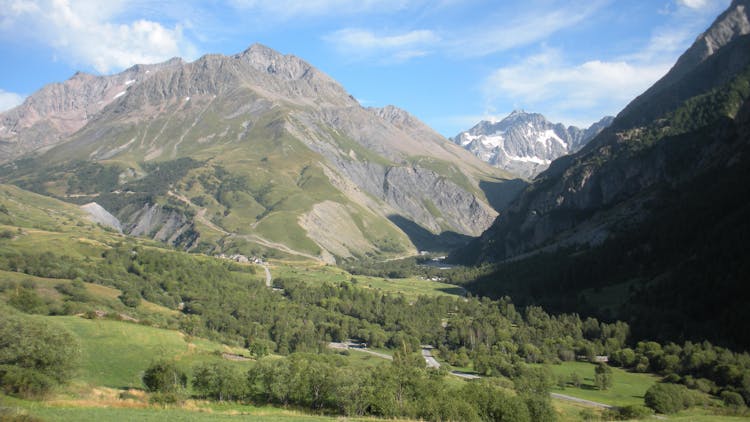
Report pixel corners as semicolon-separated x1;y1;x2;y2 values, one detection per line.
0;44;513;263
455;0;750;348
451;111;613;179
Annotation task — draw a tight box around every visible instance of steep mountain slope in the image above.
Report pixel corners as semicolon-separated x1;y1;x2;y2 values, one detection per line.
0;59;185;162
451;111;612;178
0;44;510;262
455;0;750;348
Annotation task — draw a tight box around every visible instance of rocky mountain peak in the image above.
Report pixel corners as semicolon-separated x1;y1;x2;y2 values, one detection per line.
451;112;612;179
614;0;750;130
673;0;749;74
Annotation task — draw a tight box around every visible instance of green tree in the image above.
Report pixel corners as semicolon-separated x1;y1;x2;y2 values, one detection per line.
192;362;247;401
0;311;80;397
594;362;613;390
644;383;694;414
142;360;186;393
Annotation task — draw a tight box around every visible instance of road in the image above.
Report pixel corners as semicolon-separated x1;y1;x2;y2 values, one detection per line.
335;343;613;407
550;393;613;409
328;341;392;360
421;347;441;369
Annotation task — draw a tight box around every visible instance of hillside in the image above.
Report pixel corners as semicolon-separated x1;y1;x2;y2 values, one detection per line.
454;0;750;348
0;44;513;263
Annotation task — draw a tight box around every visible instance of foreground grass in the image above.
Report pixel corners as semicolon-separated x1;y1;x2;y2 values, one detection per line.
544;361;659;407
1;395;364;422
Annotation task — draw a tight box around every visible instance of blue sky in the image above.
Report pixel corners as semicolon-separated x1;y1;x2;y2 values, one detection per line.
0;0;731;136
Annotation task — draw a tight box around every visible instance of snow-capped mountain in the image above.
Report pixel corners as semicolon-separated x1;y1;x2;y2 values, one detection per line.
451;111;613;179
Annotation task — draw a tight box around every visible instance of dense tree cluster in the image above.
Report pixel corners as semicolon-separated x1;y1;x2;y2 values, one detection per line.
148;349;556;421
2;243;748;413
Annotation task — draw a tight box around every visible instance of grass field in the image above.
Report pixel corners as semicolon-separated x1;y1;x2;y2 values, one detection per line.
544;361;659;407
271;261;464;299
45;316;252;389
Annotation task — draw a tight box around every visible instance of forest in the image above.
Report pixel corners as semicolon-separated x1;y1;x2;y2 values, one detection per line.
1;240;749;420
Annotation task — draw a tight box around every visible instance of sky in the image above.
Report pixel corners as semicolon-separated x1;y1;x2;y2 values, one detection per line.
0;0;732;137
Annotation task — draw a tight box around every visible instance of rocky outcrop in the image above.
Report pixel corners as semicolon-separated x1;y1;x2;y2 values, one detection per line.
119;203;197;247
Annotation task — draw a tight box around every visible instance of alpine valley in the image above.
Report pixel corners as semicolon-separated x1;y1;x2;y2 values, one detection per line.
1;1;750;422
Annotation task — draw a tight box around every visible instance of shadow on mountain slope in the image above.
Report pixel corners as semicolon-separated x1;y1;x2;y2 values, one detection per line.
387;214;472;252
479;178;528;212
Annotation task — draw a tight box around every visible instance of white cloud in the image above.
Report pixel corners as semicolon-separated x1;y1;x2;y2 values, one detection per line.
678;0;709;9
0;89;25;112
448;2;608;57
0;0;197;74
484;49;670;126
229;0;413;18
325;28;439;63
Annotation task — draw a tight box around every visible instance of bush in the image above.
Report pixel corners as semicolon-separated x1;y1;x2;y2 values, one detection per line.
0;312;80;388
644;383;694;414
142;360;187;393
722;390;746;408
603;405;652;420
0;365;56;398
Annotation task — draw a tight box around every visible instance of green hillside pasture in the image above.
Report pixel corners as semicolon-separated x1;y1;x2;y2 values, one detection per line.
49;316;252;389
545;361;659;407
272;262;464;298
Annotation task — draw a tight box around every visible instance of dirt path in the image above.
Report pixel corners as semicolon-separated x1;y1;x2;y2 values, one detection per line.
262;264;272;288
167;191;324;262
550;393;613;409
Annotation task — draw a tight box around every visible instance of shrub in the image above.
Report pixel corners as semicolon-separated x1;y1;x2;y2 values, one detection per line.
603;405;652;420
142;360;187;393
644;383;694;414
722;390;746;408
0;312;80;389
0;365;56;398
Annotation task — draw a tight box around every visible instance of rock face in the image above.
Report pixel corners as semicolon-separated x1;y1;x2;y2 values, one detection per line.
80;202;122;233
452;111;612;179
456;0;750;264
0;44;509;260
0;59;184;162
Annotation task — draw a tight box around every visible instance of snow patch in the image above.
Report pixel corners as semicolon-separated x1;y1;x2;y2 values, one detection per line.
124;79;135;85
536;129;568;148
507;154;551;165
184;96;190;101
113;91;126;99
